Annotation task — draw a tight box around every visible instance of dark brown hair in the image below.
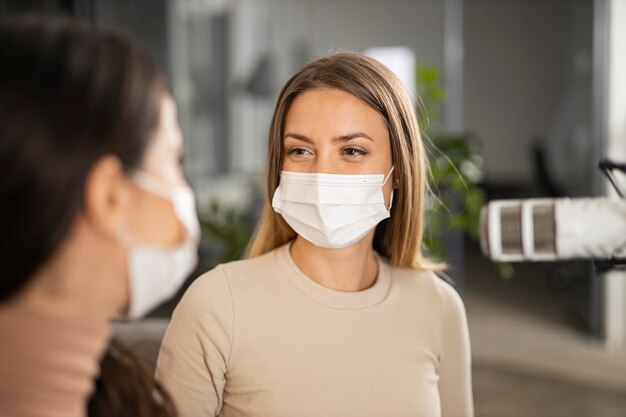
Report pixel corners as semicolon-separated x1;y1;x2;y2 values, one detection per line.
0;15;168;301
246;52;439;269
0;15;178;417
88;338;177;417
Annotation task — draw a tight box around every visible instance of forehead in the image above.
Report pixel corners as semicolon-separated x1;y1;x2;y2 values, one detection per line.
284;88;387;137
140;95;184;180
154;96;182;146
145;96;181;155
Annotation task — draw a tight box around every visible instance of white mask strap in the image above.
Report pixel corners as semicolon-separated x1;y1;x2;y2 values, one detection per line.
130;171;175;199
123;171;199;244
383;166;395;211
382;165;395;186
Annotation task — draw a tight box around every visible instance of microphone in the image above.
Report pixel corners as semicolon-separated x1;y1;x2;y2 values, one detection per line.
479;198;626;262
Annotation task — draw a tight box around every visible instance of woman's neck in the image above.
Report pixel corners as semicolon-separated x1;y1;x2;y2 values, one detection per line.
12;223;127;327
290;234;379;292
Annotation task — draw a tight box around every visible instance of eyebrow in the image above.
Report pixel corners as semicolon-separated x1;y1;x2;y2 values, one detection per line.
283;132;374;143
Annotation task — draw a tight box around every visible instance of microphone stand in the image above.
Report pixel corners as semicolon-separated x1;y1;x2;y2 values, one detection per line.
594;159;626;272
599;159;626;198
595;258;626;273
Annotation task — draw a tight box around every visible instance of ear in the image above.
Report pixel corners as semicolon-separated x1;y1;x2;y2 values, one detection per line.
82;156;131;240
393;177;400;189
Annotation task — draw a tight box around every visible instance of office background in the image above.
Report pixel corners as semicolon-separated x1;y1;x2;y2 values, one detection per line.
1;1;625;415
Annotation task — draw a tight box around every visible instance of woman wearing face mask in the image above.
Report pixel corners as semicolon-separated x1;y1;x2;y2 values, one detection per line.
156;52;473;417
0;16;199;417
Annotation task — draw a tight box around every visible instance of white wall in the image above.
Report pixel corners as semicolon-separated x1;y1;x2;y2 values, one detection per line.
604;0;626;350
227;0;445;174
464;0;569;184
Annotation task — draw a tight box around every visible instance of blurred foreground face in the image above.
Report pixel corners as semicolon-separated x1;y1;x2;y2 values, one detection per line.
119;93;201;320
124;95;188;248
282;88;394;208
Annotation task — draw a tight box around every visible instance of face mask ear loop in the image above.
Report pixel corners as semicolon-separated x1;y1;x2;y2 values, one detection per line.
130;171;175;199
129;171;197;242
382;165;395;186
382;165;395;211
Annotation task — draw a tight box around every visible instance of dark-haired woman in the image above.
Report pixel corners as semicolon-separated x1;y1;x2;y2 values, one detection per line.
0;16;199;417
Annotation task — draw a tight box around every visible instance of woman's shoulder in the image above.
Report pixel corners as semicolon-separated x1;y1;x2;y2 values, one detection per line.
186;245;285;295
388;264;465;310
175;245;289;322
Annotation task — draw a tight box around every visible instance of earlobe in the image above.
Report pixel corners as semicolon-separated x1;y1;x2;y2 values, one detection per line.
83;155;128;241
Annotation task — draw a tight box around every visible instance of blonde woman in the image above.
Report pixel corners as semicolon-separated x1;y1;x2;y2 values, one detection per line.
156;52;473;417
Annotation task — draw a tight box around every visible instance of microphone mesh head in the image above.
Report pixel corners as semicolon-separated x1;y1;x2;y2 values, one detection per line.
532;203;556;255
500;206;522;255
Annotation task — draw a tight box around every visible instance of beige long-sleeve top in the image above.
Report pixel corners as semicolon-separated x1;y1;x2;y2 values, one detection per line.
0;305;110;417
156;244;473;417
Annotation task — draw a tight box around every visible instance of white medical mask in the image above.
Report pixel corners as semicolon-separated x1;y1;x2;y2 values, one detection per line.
119;171;200;319
272;167;395;249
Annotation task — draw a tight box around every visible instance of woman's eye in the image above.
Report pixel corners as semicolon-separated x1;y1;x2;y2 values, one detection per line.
287;147;311;156
343;147;367;157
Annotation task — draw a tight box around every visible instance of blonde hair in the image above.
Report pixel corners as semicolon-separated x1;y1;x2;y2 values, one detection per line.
246;51;437;270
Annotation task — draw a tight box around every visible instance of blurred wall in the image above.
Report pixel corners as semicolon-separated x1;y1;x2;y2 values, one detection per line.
465;0;594;193
227;0;446;175
604;0;626;349
465;0;566;185
94;0;170;77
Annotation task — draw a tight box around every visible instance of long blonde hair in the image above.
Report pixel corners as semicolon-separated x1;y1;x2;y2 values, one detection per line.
246;51;437;270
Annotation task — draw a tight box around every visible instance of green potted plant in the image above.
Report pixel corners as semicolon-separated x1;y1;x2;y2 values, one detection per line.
416;66;496;278
199;200;253;269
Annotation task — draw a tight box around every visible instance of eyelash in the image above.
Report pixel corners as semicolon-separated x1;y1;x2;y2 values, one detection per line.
287;147;311;156
343;147;368;157
286;147;368;157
